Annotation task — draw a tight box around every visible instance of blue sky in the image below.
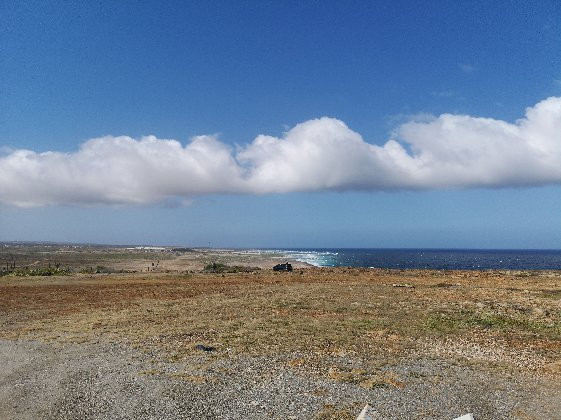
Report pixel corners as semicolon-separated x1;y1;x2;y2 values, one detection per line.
1;0;561;248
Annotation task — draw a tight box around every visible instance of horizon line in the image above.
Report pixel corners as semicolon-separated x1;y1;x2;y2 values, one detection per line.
1;241;560;252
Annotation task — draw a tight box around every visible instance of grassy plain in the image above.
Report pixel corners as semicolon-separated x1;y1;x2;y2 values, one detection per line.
1;244;561;418
1;245;560;368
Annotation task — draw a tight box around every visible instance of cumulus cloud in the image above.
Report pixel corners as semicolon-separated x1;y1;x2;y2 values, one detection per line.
1;97;560;207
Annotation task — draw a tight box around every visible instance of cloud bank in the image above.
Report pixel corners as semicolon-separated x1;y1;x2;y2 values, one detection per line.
1;97;560;207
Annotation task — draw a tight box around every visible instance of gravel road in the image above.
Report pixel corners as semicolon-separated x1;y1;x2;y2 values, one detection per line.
1;338;560;419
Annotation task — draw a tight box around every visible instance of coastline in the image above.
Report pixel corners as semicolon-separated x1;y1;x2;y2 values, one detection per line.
4;243;561;272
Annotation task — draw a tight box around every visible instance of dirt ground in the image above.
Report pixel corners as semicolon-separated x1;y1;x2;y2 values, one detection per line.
1;247;560;418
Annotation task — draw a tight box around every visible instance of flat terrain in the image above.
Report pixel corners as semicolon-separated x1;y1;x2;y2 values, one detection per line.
1;246;560;419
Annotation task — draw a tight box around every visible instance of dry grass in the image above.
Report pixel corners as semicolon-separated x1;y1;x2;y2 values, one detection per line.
1;267;560;376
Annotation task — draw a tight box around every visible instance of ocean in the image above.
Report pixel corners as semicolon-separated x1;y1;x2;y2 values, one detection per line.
266;248;561;270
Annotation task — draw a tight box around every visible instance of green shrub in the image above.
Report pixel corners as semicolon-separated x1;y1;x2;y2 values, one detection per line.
10;267;71;277
203;262;260;273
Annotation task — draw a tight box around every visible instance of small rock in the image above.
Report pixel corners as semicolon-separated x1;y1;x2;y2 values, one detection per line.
532;308;543;317
195;344;215;352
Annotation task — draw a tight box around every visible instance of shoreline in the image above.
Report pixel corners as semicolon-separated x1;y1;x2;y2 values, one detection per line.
3;244;561;273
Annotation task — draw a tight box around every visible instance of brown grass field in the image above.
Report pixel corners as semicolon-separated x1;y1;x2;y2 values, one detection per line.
2;267;561;363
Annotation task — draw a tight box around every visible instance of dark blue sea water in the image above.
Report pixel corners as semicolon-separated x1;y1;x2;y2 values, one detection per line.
267;249;561;270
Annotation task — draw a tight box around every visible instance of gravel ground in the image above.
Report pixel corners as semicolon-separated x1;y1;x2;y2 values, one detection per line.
1;338;560;419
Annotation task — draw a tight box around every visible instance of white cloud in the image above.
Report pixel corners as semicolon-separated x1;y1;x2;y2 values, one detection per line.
0;135;245;207
459;63;475;73
1;97;560;207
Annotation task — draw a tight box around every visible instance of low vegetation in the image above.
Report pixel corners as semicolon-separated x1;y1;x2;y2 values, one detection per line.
1;266;71;277
425;310;561;339
203;262;261;273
